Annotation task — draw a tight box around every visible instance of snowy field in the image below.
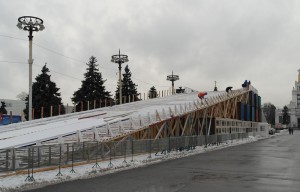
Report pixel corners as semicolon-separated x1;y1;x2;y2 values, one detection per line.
0;131;283;192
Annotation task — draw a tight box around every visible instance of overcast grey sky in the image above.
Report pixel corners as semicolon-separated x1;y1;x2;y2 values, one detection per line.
0;0;299;108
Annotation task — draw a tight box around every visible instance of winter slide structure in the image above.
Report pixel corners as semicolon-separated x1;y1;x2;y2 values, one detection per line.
0;85;268;172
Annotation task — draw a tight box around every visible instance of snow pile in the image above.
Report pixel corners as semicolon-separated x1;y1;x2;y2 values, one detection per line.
0;135;261;192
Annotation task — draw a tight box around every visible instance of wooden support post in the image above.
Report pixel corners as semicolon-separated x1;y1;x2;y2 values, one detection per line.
156;110;161;121
41;107;44;118
59;105;61;115
105;98;107;107
94;100;96;109
32;108;35;120
10;111;12;124
81;101;83;111
87;101;90;111
148;112;152;124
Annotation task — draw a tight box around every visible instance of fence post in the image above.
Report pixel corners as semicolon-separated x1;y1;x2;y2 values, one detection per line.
93;142;100;168
41;107;44;118
56;144;63;176
30;147;35;181
108;142;113;167
131;139;134;162
5;150;9;170
123;140;127;163
70;144;76;173
11;148;16;170
87;142;90;162
37;147;41;167
66;143;69;162
25;148;31;181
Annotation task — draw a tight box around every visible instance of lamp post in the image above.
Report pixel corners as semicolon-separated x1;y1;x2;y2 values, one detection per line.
111;49;129;104
167;71;179;95
17;16;45;121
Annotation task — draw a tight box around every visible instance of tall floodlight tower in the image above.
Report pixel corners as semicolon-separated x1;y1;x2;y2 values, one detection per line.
111;49;129;104
17;16;45;121
167;71;179;95
214;81;218;91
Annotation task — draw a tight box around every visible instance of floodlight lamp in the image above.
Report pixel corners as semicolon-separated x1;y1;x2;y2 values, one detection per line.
39;24;45;31
17;22;23;30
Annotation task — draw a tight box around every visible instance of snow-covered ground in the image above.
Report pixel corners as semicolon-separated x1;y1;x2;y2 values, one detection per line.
0;131;284;192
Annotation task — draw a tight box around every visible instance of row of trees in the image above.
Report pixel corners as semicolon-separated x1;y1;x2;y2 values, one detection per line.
22;55;291;124
22;56;165;120
262;103;290;127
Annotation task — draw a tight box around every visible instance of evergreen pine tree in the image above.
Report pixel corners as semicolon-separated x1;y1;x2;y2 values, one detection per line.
282;106;290;125
23;64;65;120
148;86;157;99
0;101;7;114
115;65;140;104
262;103;276;126
72;56;112;111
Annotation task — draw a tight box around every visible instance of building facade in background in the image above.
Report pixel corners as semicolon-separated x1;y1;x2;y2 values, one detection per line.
0;99;25;116
276;69;300;128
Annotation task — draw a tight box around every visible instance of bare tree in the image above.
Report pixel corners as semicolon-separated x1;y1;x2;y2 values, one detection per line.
16;91;28;101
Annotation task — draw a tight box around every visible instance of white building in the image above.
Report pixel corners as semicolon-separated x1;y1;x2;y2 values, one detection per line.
275;69;300;128
0;99;26;116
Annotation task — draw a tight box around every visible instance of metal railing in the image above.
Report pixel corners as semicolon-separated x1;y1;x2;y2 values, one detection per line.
0;132;250;175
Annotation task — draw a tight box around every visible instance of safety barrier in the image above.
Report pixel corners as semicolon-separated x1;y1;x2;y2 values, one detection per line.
0;132;250;175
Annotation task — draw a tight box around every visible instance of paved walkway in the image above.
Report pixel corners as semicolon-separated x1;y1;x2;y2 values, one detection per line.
28;131;300;192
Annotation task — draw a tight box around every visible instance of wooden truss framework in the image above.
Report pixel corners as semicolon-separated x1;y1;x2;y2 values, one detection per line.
108;89;251;144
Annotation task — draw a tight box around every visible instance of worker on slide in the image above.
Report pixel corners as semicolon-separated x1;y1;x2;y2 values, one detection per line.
198;92;207;104
198;92;207;99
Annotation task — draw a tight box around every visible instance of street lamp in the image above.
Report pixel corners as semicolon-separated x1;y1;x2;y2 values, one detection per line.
17;16;45;121
167;71;179;95
111;49;129;104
